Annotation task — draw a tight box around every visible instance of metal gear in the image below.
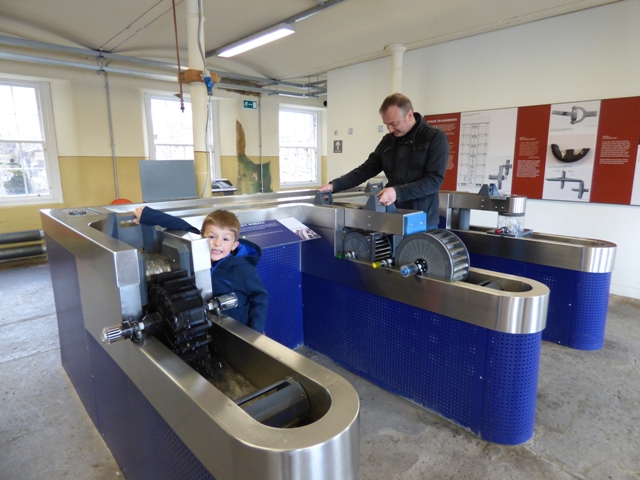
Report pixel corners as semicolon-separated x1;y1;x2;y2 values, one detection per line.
343;231;392;262
395;229;470;281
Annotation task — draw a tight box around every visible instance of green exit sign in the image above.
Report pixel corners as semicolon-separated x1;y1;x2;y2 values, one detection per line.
243;100;258;109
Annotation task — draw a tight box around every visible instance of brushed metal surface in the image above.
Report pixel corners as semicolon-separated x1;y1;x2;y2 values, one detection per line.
344;208;426;236
40;205;360;480
436;190;616;273
454;227;617;273
301;237;548;334
439;190;527;214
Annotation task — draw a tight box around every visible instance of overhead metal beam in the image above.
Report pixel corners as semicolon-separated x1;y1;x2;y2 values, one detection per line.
0;51;177;82
0;51;326;97
0;34;327;97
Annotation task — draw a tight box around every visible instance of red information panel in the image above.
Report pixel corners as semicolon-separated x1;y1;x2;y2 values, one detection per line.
424;113;461;191
428;95;640;205
512;105;551;199
590;97;640;204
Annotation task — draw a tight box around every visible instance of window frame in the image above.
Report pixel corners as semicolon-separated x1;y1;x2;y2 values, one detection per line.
0;79;63;206
278;106;321;188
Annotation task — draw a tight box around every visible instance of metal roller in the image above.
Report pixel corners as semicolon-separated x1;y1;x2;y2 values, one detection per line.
395;229;470;281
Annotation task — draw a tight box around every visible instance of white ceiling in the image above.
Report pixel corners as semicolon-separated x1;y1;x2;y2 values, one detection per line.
0;0;621;93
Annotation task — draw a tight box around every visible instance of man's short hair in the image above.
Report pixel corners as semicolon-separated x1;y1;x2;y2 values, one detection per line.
200;209;240;241
379;93;414;116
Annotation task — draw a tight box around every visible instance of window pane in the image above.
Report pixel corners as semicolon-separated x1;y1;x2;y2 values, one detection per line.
22;143;45;168
13;86;39;115
0;86;18;140
280;147;317;183
151;98;193;145
155;145;171;160
2;169;26;195
24;168;49;195
16;113;42;141
279;110;316;147
0;142;21;168
170;145;186;159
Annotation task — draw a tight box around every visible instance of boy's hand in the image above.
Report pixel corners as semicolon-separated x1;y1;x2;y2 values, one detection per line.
133;206;145;224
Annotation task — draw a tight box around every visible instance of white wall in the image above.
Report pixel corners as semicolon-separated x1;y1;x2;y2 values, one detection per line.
326;0;640;299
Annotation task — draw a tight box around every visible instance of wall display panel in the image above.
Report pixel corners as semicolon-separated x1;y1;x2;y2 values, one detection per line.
424;95;640;205
425;113;461;191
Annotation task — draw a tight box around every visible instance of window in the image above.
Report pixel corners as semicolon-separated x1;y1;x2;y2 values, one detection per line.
144;93;220;180
0;80;62;205
145;94;195;160
279;108;320;187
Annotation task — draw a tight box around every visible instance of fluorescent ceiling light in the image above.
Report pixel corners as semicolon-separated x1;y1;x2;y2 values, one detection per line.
217;23;295;58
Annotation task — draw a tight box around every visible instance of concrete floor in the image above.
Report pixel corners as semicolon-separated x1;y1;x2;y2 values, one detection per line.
1;256;639;480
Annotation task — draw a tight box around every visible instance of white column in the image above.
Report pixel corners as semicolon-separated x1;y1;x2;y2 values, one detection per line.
385;44;406;94
186;0;211;197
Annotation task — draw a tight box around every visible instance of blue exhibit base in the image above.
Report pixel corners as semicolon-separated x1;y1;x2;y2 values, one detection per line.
302;273;541;445
259;243;304;349
470;253;611;350
47;236;216;480
48;227;545;480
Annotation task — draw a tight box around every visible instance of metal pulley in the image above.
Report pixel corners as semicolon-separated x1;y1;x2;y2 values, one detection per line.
395;229;470;281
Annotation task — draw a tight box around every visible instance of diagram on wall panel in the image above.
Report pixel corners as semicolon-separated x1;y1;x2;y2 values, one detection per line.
456;108;518;194
542;100;600;202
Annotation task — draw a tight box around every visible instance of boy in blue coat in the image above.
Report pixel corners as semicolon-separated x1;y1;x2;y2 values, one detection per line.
134;206;268;333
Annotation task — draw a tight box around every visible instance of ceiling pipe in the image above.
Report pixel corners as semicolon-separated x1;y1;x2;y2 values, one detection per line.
0;51;325;97
0;51;177;81
0;34;326;96
0;35;179;70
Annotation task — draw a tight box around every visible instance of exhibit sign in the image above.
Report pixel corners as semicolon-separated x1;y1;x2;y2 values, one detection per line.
424;95;640;205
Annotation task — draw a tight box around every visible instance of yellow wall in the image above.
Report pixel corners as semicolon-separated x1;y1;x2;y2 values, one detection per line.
0;156;143;233
1;152;327;234
59;156;143;207
220;155;327;194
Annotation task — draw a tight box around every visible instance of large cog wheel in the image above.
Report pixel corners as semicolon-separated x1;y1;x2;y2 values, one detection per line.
395;229;470;281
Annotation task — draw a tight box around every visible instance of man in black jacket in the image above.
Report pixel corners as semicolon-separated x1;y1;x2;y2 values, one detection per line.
319;93;448;230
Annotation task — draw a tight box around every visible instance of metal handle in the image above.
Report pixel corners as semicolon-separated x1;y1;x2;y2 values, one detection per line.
101;320;138;344
207;292;239;316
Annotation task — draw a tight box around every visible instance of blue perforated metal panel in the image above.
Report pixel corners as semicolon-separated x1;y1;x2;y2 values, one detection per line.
302;274;540;444
570;271;611;350
482;330;541;445
46;236;99;428
470;253;611;350
89;335;216;480
259;243;303;349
